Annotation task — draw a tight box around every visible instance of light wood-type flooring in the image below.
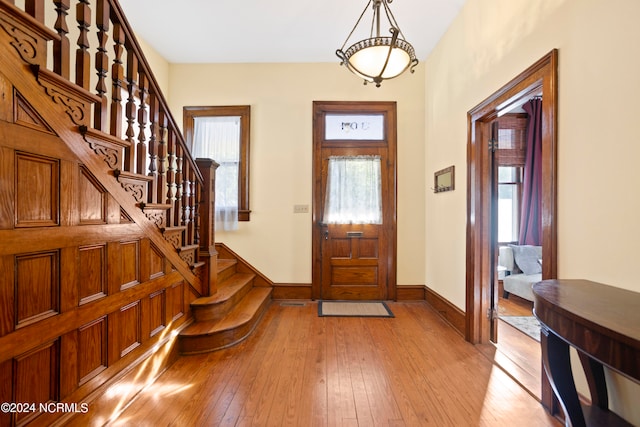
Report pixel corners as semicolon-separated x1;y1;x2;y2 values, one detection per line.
105;301;558;426
485;295;542;401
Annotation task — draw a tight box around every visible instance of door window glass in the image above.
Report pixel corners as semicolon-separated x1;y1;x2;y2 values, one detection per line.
323;156;382;224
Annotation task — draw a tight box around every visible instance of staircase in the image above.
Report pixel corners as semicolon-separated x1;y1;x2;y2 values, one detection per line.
0;1;273;425
179;244;273;354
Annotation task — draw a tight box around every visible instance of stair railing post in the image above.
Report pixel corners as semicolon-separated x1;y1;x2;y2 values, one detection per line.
196;158;219;296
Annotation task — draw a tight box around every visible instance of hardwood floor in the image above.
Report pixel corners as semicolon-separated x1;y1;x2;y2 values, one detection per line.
498;294;534;317
478;295;542;402
90;301;558;426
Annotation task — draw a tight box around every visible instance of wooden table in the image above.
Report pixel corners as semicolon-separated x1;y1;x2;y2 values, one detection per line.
532;279;640;427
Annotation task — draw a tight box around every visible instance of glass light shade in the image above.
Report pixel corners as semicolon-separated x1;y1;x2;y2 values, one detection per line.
336;0;419;87
348;42;411;79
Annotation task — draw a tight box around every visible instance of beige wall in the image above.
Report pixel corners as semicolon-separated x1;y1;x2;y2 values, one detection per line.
166;63;426;286
424;0;640;422
136;37;170;98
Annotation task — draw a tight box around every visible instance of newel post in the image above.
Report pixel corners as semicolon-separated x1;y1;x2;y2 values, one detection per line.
196;158;219;296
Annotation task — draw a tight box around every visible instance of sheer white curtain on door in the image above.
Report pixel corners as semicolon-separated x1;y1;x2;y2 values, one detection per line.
323;156;382;224
192;116;240;231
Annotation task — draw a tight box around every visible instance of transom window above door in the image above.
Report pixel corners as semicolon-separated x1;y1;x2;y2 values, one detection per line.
324;114;385;140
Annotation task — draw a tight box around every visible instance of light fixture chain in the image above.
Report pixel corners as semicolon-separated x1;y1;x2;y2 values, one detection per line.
340;0;374;51
381;0;405;39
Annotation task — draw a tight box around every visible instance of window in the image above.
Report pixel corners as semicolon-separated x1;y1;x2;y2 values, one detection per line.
497;166;522;243
184;106;251;229
495;114;527;244
323;156;382;224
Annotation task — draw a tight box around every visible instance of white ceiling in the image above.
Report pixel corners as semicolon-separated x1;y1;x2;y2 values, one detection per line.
118;0;467;64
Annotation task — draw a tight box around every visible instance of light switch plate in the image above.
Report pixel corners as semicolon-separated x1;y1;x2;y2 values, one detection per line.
293;204;309;213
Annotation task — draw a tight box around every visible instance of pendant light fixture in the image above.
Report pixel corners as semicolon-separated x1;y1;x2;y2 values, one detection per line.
336;0;418;87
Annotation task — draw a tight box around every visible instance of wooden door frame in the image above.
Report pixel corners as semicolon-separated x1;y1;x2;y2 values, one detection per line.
312;101;397;301
465;49;558;412
466;50;558;342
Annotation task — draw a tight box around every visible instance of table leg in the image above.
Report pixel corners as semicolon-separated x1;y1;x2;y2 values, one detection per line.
540;325;586;427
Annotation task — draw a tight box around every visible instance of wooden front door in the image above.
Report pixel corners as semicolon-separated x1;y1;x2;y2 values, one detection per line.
312;101;397;301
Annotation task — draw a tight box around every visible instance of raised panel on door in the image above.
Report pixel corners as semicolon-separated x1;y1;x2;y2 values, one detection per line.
322;225;386;300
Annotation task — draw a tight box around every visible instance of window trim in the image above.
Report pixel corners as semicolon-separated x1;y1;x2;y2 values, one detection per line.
183;105;251;221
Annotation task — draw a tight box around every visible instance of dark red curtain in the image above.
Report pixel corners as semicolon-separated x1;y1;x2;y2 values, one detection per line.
519;98;542;245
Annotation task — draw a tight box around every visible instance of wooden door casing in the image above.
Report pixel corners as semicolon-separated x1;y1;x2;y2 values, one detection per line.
466;49;558;414
312;101;397;301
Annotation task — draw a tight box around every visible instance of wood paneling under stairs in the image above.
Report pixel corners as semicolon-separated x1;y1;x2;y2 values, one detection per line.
106;301;559;427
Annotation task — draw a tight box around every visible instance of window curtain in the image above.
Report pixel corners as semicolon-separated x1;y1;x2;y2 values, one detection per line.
518;98;542;245
192;116;240;231
323;156;382;224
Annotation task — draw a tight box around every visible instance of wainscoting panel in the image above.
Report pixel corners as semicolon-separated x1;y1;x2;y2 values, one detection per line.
117;300;142;358
120;240;141;290
77;317;108;385
15;250;60;328
149;289;167;338
78;244;107;305
12;340;59;425
168;280;185;322
15;151;59;227
149;243;166;280
79;166;108;224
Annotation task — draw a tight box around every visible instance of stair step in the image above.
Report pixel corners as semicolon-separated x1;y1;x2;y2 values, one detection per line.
79;125;130;169
179;287;272;354
161;226;186;249
217;258;238;282
191;272;256;321
191;261;205;270
178;244;199;253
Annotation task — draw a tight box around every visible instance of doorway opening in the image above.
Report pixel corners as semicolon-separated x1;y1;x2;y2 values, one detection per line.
312;101;397;301
465;50;558;403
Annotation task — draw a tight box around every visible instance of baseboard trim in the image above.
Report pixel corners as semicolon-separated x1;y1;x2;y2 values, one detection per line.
425;287;466;337
396;285;426;301
272;283;312;300
274;284;430;302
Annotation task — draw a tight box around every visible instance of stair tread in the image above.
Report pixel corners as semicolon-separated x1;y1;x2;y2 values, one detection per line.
191;272;255;305
181;287;271;336
217;259;237;271
115;170;153;181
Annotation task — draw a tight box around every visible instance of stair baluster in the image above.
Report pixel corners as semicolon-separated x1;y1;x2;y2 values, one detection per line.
75;0;91;90
94;0;109;131
136;71;148;176
53;0;71;79
110;21;125;139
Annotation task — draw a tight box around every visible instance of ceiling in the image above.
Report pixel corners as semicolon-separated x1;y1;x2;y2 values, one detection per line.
118;0;467;64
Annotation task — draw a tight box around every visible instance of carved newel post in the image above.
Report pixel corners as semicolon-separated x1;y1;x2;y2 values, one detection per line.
196;158;219;296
